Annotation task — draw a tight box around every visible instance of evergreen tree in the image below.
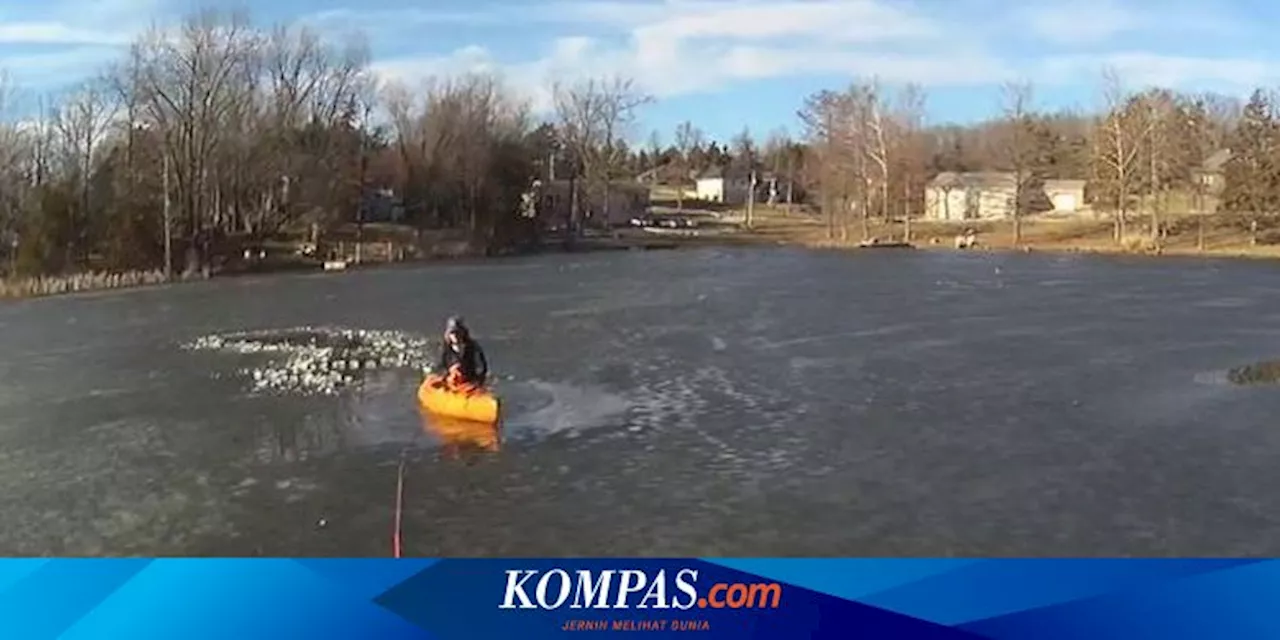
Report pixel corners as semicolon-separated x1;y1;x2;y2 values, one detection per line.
1222;88;1279;216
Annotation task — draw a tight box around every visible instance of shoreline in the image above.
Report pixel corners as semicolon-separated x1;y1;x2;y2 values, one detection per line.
735;209;1280;264
916;237;1280;263
0;238;690;302
6;215;1279;301
862;237;1280;262
941;243;1280;262
0;270;171;301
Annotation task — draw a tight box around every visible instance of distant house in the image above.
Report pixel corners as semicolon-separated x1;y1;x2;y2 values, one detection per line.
1043;179;1087;213
358;188;405;223
538;180;650;229
1193;149;1231;195
635;166;663;185
758;171;802;206
925;172;1083;220
695;166;753;204
693;166;792;205
925;172;1017;220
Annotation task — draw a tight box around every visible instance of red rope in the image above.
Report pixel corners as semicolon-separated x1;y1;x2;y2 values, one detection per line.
393;454;406;558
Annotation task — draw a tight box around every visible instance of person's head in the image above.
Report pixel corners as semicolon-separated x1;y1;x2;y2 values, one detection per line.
444;316;469;346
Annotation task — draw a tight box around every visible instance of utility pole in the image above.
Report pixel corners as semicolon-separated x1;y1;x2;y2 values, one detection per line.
162;151;172;281
566;149;580;248
785;149;795;214
568;173;578;247
356;103;369;265
549;149;556;181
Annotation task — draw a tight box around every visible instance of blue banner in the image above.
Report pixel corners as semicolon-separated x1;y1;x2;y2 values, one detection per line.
3;558;1279;638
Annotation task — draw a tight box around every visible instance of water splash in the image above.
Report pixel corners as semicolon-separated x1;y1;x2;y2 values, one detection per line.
183;326;435;396
501;380;630;439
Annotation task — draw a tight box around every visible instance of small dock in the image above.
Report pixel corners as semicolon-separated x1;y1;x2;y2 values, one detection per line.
856;239;915;249
543;235;682;252
572;239;680;252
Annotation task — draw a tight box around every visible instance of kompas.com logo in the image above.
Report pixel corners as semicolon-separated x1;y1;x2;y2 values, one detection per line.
498;568;782;610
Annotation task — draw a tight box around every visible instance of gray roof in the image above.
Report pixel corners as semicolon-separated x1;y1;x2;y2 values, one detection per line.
635;166;661;182
697;165;761;181
928;172;1016;189
1202;149;1231;172
697;165;727;179
544;179;650;194
1043;179;1086;191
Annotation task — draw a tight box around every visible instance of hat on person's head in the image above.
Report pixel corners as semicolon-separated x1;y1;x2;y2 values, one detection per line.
445;316;468;338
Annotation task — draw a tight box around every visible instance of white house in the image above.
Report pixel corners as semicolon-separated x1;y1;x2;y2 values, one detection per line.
1192;149;1231;195
1043;179;1086;213
924;172;1017;220
694;166;753;204
538;180;650;229
925;172;1088;220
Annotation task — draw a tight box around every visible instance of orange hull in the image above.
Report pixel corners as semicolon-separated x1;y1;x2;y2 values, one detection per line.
417;374;500;424
420;412;501;454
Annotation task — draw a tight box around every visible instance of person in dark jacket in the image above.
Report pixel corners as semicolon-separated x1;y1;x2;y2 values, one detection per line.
436;316;488;389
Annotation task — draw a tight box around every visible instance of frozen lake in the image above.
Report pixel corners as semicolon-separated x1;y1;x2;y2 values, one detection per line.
2;246;1280;555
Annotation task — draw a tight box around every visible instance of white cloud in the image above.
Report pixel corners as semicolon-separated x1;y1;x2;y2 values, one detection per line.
0;0;163;43
0;0;1267;119
0;0;167;93
1039;53;1278;90
366;0;1015;111
0;46;126;92
615;0;939;43
308;0;935;40
357;0;1269;114
1019;1;1140;45
1015;0;1242;46
0;22;128;45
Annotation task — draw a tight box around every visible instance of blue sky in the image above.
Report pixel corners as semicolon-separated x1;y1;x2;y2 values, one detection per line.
0;0;1277;142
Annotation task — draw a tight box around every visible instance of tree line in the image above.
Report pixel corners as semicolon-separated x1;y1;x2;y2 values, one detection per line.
613;74;1257;248
1;8;1275;280
0;9;660;278
786;74;1251;245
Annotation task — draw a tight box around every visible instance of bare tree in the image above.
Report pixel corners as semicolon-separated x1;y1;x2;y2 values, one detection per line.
104;43;147;239
895;84;927;241
1093;68;1154;242
800;89;858;240
672;120;703;211
762;128;790;206
553;77;653;233
0;73;29;267
1221;88;1279;231
261;25;371;235
799;81;932;243
858;82;891;232
645;130;662;181
382;73;535;244
999;80;1035;245
51;81;118;263
0;8;554;280
783;138;804;211
730;127;760;227
1138;89;1182;242
132;9;260;274
29;4;1280;288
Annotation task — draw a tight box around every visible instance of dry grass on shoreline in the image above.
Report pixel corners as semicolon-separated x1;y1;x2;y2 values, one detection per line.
732;206;1280;261
6;209;1279;301
0;270;169;300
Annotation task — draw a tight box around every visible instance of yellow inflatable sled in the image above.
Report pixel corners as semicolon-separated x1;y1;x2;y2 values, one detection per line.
417;373;500;424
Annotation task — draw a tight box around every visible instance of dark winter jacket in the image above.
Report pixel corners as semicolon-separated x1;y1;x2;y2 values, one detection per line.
438;335;488;386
